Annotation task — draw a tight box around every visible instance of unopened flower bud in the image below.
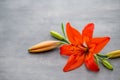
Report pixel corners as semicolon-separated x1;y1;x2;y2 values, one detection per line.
101;59;113;70
28;41;61;53
106;50;120;59
50;31;64;40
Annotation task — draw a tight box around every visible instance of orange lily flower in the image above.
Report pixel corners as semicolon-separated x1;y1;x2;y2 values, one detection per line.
60;22;110;72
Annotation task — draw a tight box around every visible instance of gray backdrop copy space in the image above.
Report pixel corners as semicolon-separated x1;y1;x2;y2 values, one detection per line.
0;0;120;80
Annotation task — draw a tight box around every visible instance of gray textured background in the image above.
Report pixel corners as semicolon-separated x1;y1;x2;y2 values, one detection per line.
0;0;120;80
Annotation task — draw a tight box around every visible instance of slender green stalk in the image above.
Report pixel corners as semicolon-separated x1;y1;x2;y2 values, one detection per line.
94;54;100;65
97;54;108;58
63;38;69;44
61;23;70;44
60;41;68;44
61;23;66;38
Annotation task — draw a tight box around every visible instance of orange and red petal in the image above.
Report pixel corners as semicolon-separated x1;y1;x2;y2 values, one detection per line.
60;44;74;56
85;52;99;72
63;53;85;72
82;23;94;44
89;37;110;53
66;22;83;45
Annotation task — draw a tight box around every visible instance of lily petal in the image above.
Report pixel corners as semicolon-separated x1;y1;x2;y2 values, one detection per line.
82;23;94;44
66;22;82;45
85;52;99;72
90;37;110;53
63;53;85;72
60;44;74;56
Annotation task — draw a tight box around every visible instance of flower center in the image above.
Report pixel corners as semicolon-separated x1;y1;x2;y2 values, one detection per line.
72;44;88;54
82;42;89;54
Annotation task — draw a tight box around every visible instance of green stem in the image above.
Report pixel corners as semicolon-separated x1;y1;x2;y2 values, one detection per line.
61;23;66;38
94;54;100;65
97;54;108;58
63;38;70;44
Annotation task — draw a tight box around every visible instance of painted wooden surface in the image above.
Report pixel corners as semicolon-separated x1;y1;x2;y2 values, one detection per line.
0;0;120;80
